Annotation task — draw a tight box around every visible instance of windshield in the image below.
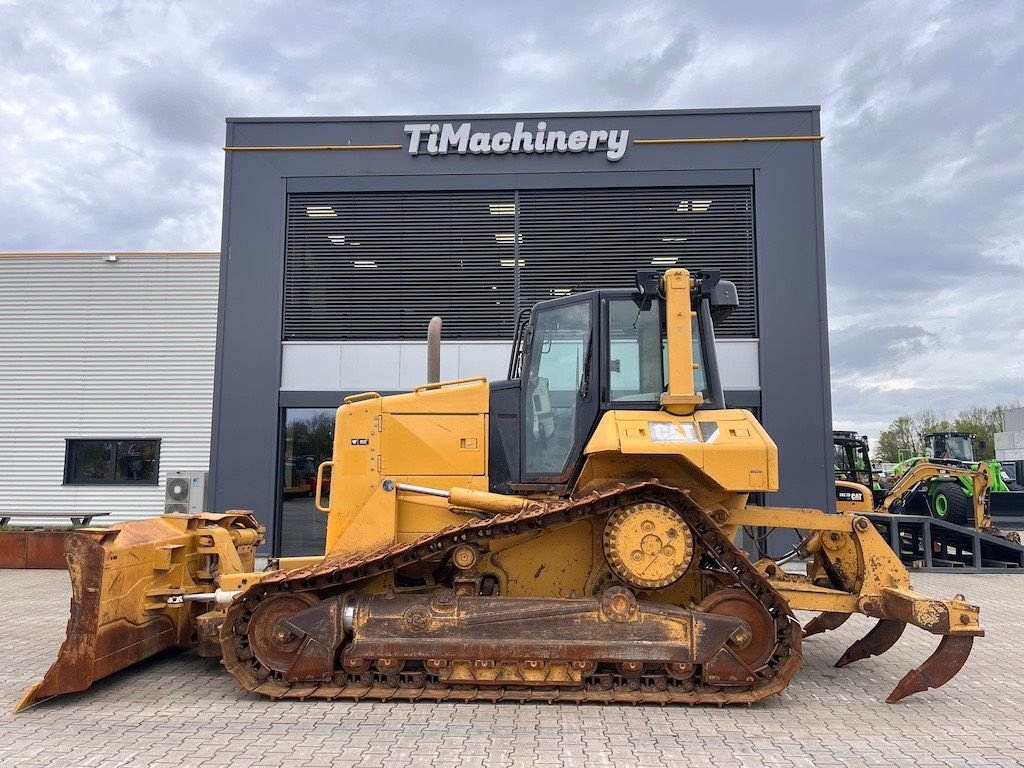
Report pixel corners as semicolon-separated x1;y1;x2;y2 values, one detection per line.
608;299;663;402
833;441;872;486
928;435;974;461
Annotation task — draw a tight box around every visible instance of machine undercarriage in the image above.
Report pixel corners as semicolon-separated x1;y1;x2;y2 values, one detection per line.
220;484;802;704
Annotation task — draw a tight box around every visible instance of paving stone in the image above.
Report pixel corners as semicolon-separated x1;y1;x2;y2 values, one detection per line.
2;571;1023;767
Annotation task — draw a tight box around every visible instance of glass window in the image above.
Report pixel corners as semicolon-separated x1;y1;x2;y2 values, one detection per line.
280;408;335;557
523;302;591;476
937;435;973;461
606;299;708;405
691;315;708;399
834;441;872;486
608;298;664;403
64;439;160;485
833;443;851;476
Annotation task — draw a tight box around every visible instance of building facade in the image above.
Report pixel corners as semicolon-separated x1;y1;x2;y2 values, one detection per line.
212;107;833;555
996;407;1024;483
0;253;219;524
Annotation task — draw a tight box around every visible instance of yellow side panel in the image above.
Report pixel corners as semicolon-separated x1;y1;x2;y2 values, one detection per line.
698;410;779;492
325;396;396;557
384;414;486;476
835;480;873;513
325;379;491;557
583;409;778;493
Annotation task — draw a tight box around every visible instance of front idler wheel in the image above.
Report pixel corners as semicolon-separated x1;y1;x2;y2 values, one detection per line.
247;593;319;677
698;589;777;685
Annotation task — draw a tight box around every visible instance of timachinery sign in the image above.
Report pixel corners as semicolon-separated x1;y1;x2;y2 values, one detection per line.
404;121;630;162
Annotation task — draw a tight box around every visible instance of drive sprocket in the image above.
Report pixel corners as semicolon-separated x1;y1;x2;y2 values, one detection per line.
603;501;694;590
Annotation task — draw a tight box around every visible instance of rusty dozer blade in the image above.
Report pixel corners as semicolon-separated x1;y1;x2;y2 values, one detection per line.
886;635;975;704
834;619;905;668
15;513;263;713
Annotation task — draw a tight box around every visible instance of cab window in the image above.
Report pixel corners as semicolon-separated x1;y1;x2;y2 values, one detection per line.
606;298;709;405
834;443;851;476
607;298;664;403
523;301;592;476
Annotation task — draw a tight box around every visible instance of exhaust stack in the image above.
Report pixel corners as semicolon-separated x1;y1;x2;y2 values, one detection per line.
427;316;442;383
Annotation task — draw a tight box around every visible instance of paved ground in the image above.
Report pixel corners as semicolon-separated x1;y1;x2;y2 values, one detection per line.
1;570;1023;767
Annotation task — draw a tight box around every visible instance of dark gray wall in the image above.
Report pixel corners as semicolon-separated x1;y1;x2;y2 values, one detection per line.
210;107;833;550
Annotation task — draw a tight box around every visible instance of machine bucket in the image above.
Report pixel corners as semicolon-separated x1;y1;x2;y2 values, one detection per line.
988;490;1024;517
886;635;975;703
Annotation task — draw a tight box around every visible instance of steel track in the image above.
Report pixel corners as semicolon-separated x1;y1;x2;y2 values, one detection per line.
221;482;803;704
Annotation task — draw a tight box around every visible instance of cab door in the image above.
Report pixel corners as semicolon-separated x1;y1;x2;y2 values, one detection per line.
520;294;599;487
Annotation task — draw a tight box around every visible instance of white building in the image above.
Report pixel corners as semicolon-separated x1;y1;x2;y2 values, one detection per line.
0;252;218;524
996;407;1024;482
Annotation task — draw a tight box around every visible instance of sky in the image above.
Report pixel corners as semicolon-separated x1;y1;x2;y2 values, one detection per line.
0;0;1021;440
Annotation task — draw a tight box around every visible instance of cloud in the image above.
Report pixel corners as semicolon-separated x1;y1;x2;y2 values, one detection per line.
0;0;1020;439
829;325;939;375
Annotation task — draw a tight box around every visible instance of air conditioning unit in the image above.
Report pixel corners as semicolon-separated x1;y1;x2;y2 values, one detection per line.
165;471;209;514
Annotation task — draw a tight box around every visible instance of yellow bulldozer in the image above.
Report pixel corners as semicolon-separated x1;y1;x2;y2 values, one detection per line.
17;268;982;711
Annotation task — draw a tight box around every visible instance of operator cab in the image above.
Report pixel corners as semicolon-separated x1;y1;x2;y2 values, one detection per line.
923;432;976;463
832;430;886;507
832;431;873;487
488;270;738;494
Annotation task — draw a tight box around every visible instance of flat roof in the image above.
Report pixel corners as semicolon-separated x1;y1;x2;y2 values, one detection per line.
0;252;218;258
226;105;821;124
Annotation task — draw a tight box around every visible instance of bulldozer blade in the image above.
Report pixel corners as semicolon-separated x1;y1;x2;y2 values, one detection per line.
886;635;974;704
15;513;262;712
16;531;185;712
802;611;850;638
834;619;906;668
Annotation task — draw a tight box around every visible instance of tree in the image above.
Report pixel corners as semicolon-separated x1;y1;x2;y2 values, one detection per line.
873;403;1021;463
915;408;953;436
877;416;918;462
952;405;1011;459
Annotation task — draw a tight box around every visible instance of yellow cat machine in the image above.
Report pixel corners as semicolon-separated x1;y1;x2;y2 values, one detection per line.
834;432;1023;570
18;269;982;712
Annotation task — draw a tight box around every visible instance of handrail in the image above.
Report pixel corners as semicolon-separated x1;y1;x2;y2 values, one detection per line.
413;376;487;394
343;391;382;404
315;461;333;513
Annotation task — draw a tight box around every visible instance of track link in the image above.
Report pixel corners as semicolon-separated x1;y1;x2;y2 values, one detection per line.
221;482;803;704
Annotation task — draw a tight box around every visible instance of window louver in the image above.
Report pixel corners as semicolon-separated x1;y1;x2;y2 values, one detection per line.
284;186;755;340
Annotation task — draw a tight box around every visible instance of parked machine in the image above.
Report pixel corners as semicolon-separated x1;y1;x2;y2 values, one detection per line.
920;431;1024;516
19;269;983;712
832;431;883;508
282;455;317;498
835;431;987;526
833;430;1023;569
